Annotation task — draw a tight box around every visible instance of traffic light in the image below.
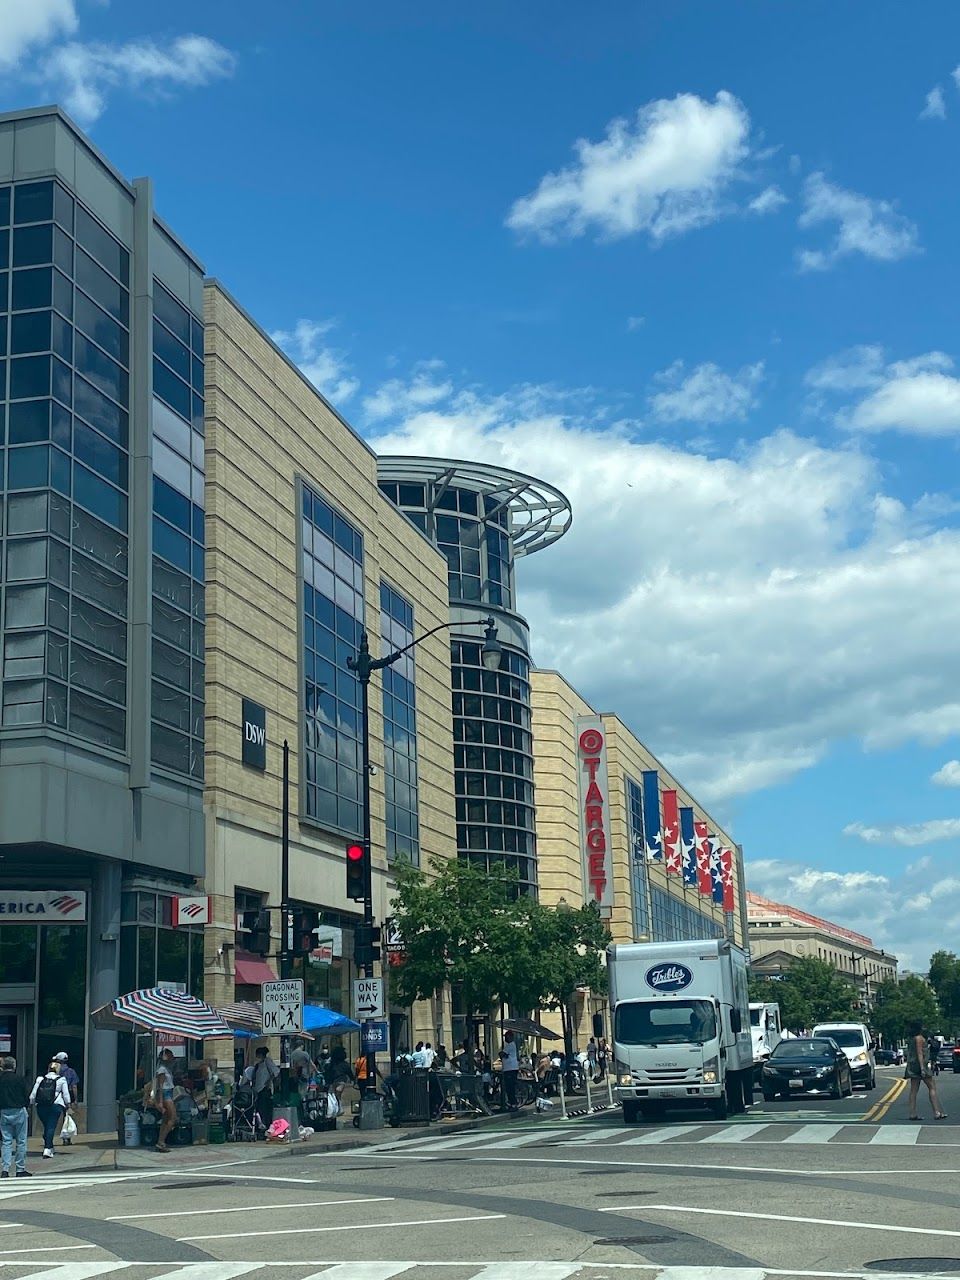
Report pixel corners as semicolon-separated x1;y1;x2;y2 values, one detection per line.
241;908;272;956
346;842;366;902
354;923;381;969
291;907;320;955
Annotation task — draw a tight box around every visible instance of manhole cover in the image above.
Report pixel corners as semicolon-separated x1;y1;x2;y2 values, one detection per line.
595;1235;675;1246
865;1262;960;1274
154;1179;234;1190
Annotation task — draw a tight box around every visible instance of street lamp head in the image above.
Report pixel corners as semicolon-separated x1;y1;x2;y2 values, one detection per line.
480;617;503;671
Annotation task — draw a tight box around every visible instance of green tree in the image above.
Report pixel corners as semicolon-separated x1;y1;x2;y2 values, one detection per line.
927;951;960;1036
749;957;858;1032
871;975;940;1045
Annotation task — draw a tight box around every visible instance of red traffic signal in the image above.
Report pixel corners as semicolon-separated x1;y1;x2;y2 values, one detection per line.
346;843;366;902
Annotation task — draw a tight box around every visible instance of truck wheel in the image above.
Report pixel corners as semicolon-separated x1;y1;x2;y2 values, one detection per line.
622;1102;639;1124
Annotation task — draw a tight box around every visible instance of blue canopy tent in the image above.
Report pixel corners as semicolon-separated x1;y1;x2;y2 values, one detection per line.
303;1005;361;1033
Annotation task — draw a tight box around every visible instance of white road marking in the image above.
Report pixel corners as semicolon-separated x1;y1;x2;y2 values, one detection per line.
107;1197;394;1221
868;1125;921;1145
472;1266;581;1279
781;1124;844;1144
302;1266;416;1279
606;1202;960;1238
0;1245;97;1256
179;1213;507;1242
485;1131;558;1148
385;1151;952;1176
358;1133;493;1153
12;1267;130;1280
561;1126;630;1144
705;1124;771;1144
144;1268;262;1280
619;1124;703;1145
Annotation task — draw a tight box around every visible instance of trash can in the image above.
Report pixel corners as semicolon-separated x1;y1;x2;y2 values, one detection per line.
207;1113;226;1144
396;1068;430;1124
122;1109;140;1147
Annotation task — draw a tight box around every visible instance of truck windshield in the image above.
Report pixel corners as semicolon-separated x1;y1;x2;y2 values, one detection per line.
615;1000;717;1045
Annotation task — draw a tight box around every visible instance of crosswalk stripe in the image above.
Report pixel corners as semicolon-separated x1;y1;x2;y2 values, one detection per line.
303;1266;416;1279
619;1123;704;1145
486;1131;558;1147
378;1132;498;1153
708;1123;771;1143
560;1126;629;1144
10;1267;130;1280
143;1268;262;1280
472;1266;581;1280
782;1124;845;1144
868;1125;921;1145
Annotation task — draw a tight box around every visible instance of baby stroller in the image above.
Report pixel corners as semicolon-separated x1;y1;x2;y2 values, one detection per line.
225;1087;263;1142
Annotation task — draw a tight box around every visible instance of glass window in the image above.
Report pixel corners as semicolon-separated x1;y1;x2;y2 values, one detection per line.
0;187;9;225
13;223;52;268
76;249;128;325
71;643;126;703
75;375;127;447
8;399;50;444
14;182;53;225
153;516;191;573
10;355;50;399
72;551;127;617
153;316;190;380
74;463;126;530
8;444;49;489
0;925;36;983
71;596;126;660
74;507;128;575
68;688;124;748
11;268;51;311
154;283;190;345
6;537;47;580
153;358;190;421
74;420;126;489
75;291;128;365
154;475;191;530
76;333;127;405
75;206;128;284
10;309;51;355
53;184;73;233
152;724;190;772
37;924;87;1090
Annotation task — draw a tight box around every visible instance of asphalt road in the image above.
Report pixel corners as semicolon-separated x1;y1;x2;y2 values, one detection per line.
1;1064;960;1280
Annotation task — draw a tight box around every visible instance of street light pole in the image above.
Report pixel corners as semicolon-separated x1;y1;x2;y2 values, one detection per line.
348;615;503;1104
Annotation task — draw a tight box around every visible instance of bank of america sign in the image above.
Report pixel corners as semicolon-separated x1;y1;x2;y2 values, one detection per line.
0;891;87;922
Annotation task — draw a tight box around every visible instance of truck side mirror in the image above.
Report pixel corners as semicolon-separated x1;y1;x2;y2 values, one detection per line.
731;1008;742;1034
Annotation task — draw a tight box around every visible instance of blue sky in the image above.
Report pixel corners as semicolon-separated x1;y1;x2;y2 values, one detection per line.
6;0;960;968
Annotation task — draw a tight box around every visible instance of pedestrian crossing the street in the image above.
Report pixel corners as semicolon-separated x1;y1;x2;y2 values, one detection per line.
0;1264;939;1280
360;1119;956;1155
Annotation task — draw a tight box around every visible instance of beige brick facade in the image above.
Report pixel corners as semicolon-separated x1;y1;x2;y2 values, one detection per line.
200;283;456;1056
532;669;747;1043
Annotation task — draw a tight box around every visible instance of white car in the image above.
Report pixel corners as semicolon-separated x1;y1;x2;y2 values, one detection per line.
811;1022;876;1090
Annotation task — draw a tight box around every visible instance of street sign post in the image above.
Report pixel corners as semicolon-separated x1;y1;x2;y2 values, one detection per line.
261;978;304;1034
361;1020;389;1052
353;976;385;1020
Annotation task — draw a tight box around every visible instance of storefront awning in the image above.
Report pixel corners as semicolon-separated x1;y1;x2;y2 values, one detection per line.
234;952;277;986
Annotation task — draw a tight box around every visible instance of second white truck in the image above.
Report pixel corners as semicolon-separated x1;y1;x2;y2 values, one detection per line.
609;938;754;1123
750;1001;783;1084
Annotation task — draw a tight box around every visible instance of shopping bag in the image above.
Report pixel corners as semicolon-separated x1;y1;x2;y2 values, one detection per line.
61;1113;78;1139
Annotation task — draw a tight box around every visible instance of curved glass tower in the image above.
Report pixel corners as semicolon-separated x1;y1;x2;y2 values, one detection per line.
377;458;572;893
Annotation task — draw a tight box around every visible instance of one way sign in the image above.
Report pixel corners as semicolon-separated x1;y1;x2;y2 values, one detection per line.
353;976;385;1020
261;979;304;1033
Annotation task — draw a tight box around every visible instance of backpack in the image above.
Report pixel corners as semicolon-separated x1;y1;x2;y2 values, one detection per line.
36;1076;57;1106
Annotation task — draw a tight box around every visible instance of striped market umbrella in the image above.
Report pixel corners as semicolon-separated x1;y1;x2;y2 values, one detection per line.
91;988;233;1039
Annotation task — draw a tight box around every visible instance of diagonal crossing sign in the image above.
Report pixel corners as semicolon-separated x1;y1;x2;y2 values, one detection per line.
262;978;304;1033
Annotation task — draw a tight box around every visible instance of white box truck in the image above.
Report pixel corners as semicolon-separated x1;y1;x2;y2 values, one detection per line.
609;938;754;1123
750;1001;783;1085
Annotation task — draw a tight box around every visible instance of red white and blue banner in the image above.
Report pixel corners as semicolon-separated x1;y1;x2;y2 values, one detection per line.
695;821;712;896
679;807;698;886
641;769;662;862
710;836;725;905
721;847;735;912
661;790;680;874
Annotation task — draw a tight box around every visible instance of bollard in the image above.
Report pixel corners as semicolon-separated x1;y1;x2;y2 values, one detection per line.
585;1071;593;1112
558;1072;568;1120
606;1071;614;1108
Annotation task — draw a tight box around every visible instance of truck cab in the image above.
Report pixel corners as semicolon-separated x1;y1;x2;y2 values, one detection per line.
750;1001;783;1083
609;939;754;1124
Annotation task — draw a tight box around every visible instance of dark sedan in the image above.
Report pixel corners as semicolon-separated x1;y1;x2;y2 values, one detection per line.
761;1037;853;1101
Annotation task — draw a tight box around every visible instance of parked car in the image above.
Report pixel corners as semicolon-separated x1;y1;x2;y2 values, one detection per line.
760;1036;853;1101
875;1048;897;1066
812;1021;876;1090
937;1042;956;1070
952;1045;960;1074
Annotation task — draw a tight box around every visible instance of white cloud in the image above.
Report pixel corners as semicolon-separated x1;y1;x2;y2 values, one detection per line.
367;373;960;806
363;362;453;422
748;185;788;216
932;761;960;787
809;346;960;437
37;34;236;126
0;0;77;68
650;360;763;425
844;819;960;847
270;320;359;405
747;856;953;970
626;316;646;332
920;86;947;120
506;91;751;244
797;172;919;270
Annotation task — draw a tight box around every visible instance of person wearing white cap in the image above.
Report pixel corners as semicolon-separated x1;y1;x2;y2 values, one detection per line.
52;1053;79;1145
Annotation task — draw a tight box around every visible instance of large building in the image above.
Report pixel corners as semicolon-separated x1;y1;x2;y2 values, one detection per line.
748;891;897;1007
0;105;751;1132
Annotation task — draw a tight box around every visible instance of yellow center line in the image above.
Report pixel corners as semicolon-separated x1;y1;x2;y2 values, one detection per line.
863;1077;906;1123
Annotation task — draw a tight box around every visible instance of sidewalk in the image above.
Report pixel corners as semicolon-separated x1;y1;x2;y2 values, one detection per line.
54;1102;549;1174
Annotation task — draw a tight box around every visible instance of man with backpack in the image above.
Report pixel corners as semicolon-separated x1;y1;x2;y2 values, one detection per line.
29;1061;70;1159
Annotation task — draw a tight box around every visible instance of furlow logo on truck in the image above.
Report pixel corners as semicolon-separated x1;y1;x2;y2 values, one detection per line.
644;963;694;992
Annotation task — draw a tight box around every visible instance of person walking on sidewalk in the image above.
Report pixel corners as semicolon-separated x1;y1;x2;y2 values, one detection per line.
152;1048;178;1152
0;1057;31;1179
53;1052;79;1145
242;1046;280;1127
29;1061;70;1159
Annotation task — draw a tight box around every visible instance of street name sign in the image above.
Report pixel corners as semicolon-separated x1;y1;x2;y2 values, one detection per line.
262;978;304;1033
353;976;385;1019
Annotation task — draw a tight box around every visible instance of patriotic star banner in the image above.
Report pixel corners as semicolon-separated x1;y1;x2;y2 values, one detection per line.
721;847;735;912
661;789;680;874
710;835;724;905
695;820;712;896
641;770;662;861
679;807;697;886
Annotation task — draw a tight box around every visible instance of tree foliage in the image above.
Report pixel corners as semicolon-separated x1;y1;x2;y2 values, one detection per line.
387;857;610;1050
927;951;960;1036
748;956;858;1032
871;975;940;1044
